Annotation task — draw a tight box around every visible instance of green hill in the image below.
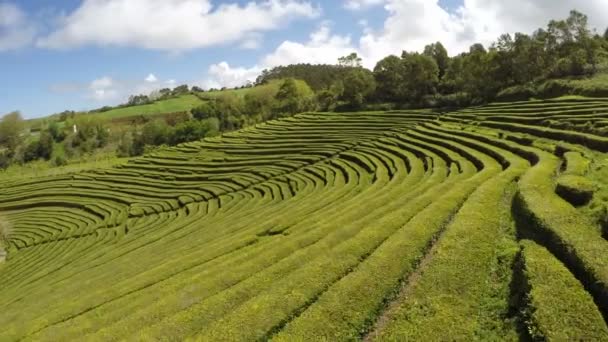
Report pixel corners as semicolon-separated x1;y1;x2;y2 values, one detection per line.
93;94;204;120
1;98;608;340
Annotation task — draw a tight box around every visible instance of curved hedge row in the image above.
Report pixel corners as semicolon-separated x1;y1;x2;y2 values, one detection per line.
1;103;608;340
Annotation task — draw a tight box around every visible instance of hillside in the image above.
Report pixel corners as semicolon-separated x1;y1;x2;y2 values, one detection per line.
92;94;204;121
1;98;608;340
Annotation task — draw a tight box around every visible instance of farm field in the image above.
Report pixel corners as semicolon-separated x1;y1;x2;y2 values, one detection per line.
92;94;204;120
1;98;608;340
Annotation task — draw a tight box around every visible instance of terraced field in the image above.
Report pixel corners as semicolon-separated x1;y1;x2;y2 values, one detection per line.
1;98;608;340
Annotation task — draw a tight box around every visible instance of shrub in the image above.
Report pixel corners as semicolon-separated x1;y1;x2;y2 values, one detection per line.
0;216;11;248
496;84;537;101
519;240;608;340
555;175;595;206
53;155;68;167
431;92;472;109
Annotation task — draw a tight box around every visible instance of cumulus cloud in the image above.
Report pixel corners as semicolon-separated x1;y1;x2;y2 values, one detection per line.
145;73;158;83
344;0;384;10
202;62;263;89
89;76;118;101
200;24;355;89
202;0;608;88
0;3;36;51
36;0;320;51
166;79;177;88
263;24;355;67
358;0;608;63
52;74;174;104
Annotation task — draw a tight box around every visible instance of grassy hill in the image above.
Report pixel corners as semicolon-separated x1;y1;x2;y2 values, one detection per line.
1;99;608;340
93;94;204;120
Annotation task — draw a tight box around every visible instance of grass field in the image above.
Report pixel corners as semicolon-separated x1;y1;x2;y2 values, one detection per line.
93;94;204;120
1;99;608;340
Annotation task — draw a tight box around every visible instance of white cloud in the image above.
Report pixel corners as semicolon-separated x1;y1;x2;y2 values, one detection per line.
201;0;608;89
36;0;320;51
263;24;356;67
0;3;36;51
203;62;262;89
344;0;384;10
239;33;264;50
89;76;118;101
200;24;356;89
357;0;608;63
83;74;180;102
145;73;158;83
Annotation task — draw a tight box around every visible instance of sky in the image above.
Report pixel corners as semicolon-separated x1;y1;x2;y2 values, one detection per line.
1;0;607;119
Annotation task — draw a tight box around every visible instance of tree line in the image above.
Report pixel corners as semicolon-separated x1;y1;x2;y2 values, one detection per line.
259;10;608;107
1;10;607;169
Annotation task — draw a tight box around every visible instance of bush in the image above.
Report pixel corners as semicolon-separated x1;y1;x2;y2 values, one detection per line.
0;216;12;249
555;175;595;206
536;79;574;98
53;155;68;167
496;84;537;101
170;120;212;145
430;92;473;109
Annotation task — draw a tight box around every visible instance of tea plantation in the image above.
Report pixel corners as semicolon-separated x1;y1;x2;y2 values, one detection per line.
1;98;608;340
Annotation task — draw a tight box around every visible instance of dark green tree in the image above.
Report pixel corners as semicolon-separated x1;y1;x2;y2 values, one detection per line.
373;55;407;102
192;102;219;120
274;78;315;116
170;120;212;145
338;53;363;68
38;130;54;160
48;121;66;142
0;112;25;152
423;42;449;79
341;68;376;109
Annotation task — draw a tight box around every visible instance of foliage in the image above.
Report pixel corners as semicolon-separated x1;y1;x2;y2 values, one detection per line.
0;111;26;152
0;216;11;249
274;78;316;116
256;64;358;91
340;68;376;109
338;52;363;68
423;42;449;79
90;95;204;120
3;99;608;340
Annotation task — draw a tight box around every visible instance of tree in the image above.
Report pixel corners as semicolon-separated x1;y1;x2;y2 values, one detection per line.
511;32;547;83
48;121;66;142
423;42;449;79
192;102;220;121
214;93;246;130
274;78;315;116
244;81;280;121
127;94;151;106
38;130;54;160
0;112;25;152
116;131;135;157
341;68;376;109
140;120;170;146
338;53;363;68
172;84;190;95
373;55;408;102
459;45;503;102
23;140;41;162
400;52;440;104
170;120;212;145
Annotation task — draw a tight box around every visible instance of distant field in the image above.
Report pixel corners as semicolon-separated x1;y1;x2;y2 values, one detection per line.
95;94;204;120
196;87;253;99
2;99;608;340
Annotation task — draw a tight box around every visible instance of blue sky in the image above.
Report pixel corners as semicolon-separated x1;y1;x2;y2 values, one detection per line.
1;0;606;119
